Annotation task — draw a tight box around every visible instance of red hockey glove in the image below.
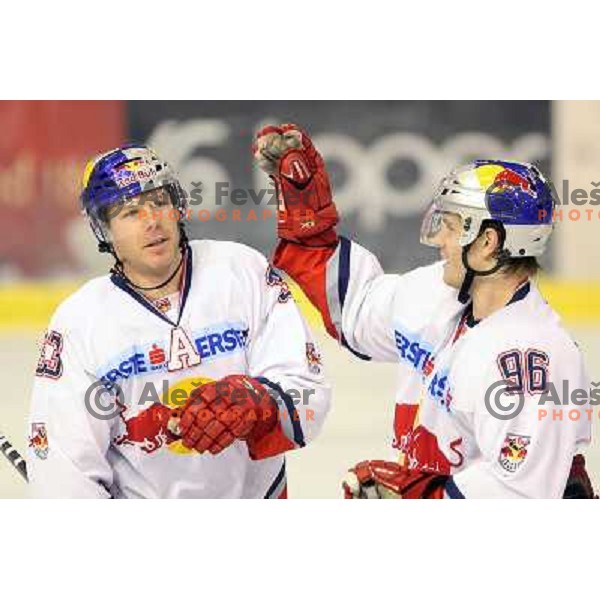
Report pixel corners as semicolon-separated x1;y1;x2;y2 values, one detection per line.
172;375;278;455
253;123;339;246
343;460;448;499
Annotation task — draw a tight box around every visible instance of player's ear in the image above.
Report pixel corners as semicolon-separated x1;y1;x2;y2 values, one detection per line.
481;226;501;258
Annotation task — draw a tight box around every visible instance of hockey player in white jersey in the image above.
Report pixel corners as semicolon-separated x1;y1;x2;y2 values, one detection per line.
28;144;331;498
253;123;595;499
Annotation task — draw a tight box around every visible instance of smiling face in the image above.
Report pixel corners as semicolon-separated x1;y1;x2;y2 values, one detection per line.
429;211;504;288
106;187;181;282
428;212;466;288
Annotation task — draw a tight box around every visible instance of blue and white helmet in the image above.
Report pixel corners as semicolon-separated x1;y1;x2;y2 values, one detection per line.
80;144;188;251
420;159;556;258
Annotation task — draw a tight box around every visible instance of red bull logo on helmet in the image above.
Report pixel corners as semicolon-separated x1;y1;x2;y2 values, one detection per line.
493;168;536;197
113;158;157;189
473;163;537;198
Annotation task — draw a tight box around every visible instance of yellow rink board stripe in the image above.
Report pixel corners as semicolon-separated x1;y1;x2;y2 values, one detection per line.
0;282;83;333
0;278;599;333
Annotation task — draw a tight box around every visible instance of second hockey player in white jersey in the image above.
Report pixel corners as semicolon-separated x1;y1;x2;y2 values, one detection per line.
253;123;594;499
28;144;331;498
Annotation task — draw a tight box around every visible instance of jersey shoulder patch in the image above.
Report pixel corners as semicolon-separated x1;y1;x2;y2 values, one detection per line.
36;330;64;379
266;265;292;303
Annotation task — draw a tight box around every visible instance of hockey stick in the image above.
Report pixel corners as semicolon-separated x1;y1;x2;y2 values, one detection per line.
0;432;28;482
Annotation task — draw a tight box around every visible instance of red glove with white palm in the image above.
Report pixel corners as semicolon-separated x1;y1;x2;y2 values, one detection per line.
343;460;449;499
253;123;339;247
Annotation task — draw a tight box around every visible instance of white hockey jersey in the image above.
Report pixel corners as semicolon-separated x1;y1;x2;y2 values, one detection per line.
274;237;592;498
28;240;331;498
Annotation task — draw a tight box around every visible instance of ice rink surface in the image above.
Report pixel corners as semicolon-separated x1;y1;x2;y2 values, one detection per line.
2;326;599;499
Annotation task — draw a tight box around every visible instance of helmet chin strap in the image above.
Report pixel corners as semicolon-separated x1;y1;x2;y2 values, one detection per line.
457;244;509;304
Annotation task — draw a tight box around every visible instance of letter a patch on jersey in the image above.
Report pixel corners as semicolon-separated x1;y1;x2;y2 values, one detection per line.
498;433;531;473
167;327;201;372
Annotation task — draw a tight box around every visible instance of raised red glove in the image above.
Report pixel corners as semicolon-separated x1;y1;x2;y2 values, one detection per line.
343;460;448;499
173;375;278;455
253;123;339;246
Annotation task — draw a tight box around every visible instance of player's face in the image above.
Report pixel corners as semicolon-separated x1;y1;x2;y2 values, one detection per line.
432;212;465;288
107;187;181;279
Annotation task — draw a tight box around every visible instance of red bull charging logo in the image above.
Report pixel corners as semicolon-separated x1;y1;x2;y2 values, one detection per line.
29;422;49;460
113;376;211;455
492;168;535;196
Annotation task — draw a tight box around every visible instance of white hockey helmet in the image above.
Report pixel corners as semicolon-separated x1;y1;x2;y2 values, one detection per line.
420;159;556;258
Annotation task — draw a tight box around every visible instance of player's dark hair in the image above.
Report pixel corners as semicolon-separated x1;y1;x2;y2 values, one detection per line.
500;256;541;278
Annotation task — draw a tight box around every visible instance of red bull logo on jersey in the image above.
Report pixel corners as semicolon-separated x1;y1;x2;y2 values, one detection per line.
113;376;211;455
154;296;172;313
393;404;464;474
498;433;531;473
305;342;322;375
29;422;49;460
113;400;177;454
